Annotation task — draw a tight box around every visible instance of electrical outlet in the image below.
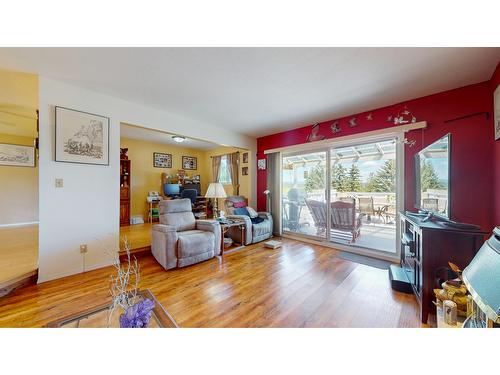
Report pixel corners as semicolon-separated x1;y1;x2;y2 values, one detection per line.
80;244;88;254
55;178;64;188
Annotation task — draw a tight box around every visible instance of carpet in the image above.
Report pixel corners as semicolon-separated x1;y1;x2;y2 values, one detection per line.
339;251;392;270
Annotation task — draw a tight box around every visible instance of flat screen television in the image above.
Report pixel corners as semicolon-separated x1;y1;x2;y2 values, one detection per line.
163;183;180;197
414;133;451;220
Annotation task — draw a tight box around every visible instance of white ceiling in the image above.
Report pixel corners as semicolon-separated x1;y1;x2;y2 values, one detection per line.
0;48;498;138
120;123;218;150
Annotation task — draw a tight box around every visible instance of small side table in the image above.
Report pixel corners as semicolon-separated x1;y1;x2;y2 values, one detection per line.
220;220;246;256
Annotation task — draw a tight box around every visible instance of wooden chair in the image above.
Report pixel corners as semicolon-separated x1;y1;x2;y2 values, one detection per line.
331;200;362;243
305;199;328;235
358;196;376;221
422;198;439;212
305;199;362;243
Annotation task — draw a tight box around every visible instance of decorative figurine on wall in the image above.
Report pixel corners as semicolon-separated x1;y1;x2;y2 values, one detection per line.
366;113;373;121
307;123;326;142
348;117;358;127
330;121;341;134
393;106;417;125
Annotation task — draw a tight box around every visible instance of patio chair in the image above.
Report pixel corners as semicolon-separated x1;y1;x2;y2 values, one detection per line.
305;199;362;243
331;200;362;243
305;199;328;235
422;198;439;212
358;196;376;221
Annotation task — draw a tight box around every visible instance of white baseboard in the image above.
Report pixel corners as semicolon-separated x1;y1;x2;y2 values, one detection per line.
37;260;115;284
0;221;39;228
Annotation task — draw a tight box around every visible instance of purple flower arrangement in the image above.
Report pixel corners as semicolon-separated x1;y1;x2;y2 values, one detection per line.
119;298;155;328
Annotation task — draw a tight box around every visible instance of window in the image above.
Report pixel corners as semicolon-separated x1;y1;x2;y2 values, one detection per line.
218;155;232;185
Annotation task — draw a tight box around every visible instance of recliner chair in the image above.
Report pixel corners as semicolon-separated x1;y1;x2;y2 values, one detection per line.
151;199;221;270
224;196;273;245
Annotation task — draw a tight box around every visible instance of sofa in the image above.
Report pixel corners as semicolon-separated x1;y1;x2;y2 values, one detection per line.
224;196;273;245
151;199;221;270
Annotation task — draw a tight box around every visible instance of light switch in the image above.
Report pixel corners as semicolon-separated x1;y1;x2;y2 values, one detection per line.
55;178;63;188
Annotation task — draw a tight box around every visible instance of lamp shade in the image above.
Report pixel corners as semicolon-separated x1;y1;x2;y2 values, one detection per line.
205;182;227;198
462;226;500;324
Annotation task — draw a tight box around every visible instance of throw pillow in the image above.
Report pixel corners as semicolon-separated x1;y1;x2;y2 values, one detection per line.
246;206;259;218
234;207;250;216
233;201;247;208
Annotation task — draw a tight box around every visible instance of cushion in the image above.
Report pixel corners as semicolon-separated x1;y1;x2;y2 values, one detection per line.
246;206;258;218
234;207;250;216
233;201;247;208
178;231;215;258
162;211;196;231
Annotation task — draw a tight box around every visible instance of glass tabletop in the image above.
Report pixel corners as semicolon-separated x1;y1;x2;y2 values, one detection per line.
46;289;178;328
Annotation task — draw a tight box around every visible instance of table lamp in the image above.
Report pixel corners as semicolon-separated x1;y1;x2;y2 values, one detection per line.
205;182;227;218
462;226;500;327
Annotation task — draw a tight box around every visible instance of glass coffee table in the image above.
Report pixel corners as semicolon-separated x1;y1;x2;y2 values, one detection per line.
45;289;178;328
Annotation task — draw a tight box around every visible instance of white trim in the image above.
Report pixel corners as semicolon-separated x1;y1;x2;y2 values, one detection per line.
264;121;427;155
0;221;39;228
283;233;399;263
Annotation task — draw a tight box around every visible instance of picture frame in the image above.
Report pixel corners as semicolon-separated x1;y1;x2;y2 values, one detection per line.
242;166;248;176
257;158;266;170
242;152;248;163
494;84;500;141
182;156;197;170
153;152;172;168
55;106;110;166
0;143;36;167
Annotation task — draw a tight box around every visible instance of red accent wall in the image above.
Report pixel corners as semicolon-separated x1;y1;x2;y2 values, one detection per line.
491;62;500;227
257;80;497;231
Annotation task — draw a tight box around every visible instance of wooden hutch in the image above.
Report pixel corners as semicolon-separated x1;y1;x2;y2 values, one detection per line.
120;158;131;226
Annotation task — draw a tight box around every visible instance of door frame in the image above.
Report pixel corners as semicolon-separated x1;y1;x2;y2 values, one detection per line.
280;131;405;262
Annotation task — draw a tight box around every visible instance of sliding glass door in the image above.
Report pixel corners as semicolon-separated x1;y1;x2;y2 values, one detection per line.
282;150;328;240
329;138;397;254
281;136;401;258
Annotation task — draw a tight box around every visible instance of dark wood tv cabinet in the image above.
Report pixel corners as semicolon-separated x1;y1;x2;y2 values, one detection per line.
399;212;486;324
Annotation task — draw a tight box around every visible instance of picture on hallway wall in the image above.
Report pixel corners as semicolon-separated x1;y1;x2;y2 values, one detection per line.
242;166;248;175
0;143;35;167
495;84;500;141
153;152;172;168
182;156;197;170
55;106;110;165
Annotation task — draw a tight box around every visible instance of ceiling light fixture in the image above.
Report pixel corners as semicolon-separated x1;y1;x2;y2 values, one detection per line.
172;135;186;143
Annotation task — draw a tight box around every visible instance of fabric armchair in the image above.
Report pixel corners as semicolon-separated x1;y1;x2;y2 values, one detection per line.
224;196;273;245
152;199;221;270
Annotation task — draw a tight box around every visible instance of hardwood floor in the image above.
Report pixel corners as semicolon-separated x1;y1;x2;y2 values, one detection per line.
119;222;152;252
0;238;425;327
0;224;38;286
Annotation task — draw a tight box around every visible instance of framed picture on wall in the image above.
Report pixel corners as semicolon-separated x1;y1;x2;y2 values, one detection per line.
257;158;266;170
153;152;172;168
0;143;36;167
242;152;248;163
242;166;248;175
55;106;110;165
182;156;197;170
494;84;500;141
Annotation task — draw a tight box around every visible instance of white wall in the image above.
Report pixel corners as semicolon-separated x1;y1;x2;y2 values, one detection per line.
38;77;256;282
